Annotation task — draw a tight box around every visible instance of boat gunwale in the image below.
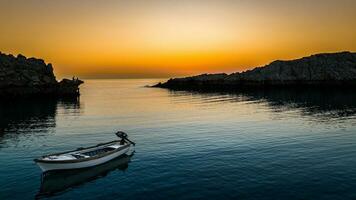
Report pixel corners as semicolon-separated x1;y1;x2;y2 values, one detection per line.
34;141;130;164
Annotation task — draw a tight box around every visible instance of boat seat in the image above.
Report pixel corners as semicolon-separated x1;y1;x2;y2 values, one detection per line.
108;145;120;149
71;153;90;159
81;147;116;157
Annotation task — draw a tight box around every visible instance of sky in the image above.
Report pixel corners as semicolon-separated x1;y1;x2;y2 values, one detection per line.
0;0;356;78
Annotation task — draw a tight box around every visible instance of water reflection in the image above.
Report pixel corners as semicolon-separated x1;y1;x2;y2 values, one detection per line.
168;88;356;120
0;98;80;147
36;154;133;198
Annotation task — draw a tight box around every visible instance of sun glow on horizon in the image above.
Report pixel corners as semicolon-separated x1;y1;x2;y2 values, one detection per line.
1;0;356;78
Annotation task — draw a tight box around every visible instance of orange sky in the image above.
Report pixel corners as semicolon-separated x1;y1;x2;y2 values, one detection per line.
1;0;356;78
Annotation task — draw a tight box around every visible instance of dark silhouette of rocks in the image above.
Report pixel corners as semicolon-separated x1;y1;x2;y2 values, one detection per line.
0;52;83;97
154;52;356;90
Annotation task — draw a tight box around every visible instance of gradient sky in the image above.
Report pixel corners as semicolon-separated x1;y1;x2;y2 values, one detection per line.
1;0;356;78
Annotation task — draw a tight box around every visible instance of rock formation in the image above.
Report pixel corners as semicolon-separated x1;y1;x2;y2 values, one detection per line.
154;52;356;90
0;52;83;97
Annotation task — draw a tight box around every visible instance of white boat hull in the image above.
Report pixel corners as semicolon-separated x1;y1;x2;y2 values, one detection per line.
37;144;134;172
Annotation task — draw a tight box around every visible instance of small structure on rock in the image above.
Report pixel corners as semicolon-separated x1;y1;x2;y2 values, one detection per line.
0;52;83;98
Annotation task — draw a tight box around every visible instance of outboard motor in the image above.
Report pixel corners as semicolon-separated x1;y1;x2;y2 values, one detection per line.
116;131;135;146
116;131;127;138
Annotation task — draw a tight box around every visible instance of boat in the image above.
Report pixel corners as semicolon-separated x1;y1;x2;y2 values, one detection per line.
36;154;133;198
34;131;135;172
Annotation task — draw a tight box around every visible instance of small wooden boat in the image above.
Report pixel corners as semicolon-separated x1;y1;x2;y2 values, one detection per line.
37;154;133;197
34;131;135;172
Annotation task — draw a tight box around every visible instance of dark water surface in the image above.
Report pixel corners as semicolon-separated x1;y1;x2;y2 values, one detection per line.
1;79;356;200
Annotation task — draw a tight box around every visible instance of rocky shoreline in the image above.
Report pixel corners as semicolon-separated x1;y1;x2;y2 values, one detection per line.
154;52;356;90
0;52;83;98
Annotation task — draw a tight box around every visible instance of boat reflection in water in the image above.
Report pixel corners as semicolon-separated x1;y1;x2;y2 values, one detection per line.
36;154;133;198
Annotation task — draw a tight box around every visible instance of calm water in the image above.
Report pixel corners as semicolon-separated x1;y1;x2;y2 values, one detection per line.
1;79;356;200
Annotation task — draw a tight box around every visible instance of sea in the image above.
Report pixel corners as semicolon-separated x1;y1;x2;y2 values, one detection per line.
1;79;356;200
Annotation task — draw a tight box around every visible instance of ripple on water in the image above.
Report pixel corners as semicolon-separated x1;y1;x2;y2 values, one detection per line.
1;80;356;200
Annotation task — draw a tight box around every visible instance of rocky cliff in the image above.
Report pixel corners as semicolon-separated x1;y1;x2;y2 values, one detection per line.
155;52;356;90
0;52;83;97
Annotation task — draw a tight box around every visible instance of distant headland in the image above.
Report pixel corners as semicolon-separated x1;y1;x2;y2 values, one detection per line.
0;52;83;98
154;52;356;90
